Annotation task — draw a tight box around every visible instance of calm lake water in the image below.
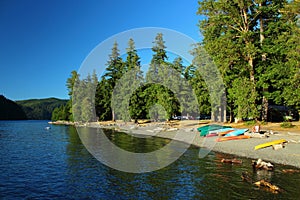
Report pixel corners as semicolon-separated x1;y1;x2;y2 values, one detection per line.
1;120;300;199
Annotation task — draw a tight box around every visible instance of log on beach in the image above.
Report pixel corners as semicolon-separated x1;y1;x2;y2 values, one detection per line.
221;158;242;164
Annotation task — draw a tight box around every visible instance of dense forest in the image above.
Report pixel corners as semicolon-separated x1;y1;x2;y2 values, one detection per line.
53;0;300;123
17;98;68;120
0;95;27;120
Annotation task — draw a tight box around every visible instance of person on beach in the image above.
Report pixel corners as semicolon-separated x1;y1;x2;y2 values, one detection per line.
252;124;261;133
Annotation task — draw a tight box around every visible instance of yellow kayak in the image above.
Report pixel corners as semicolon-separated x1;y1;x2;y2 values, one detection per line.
254;139;287;150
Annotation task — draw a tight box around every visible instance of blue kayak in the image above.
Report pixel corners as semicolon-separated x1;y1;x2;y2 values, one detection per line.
224;128;248;137
208;128;235;134
197;124;231;137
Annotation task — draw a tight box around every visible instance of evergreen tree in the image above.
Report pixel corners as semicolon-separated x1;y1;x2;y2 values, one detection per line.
151;33;168;64
66;70;79;121
190;44;225;121
146;33;168;83
95;77;112;121
144;33;192;120
72;76;85;122
172;57;185;74
112;38;143;122
72;72;98;122
66;70;79;98
185;64;211;117
144;33;173;120
51;107;59;121
279;0;300;110
51;71;79;121
125;38;141;71
103;41;125;121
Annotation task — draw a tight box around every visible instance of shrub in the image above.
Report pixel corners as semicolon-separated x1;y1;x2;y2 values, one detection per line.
280;122;294;128
244;120;256;126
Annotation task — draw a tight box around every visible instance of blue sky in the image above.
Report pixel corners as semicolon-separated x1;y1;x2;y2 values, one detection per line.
0;0;203;100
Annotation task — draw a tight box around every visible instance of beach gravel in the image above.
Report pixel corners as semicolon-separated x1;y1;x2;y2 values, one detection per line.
119;122;300;168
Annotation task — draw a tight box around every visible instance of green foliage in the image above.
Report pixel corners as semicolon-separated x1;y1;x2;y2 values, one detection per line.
280;121;294;128
51;71;79;122
197;0;300;121
102;41;125;121
58;3;300;123
66;71;79;98
0;95;27;120
111;39;144;122
129;86;148;122
51;103;70;121
190;43;225;120
95;77;112;121
52;70;98;122
151;33;168;65
261;121;268;125
229;77;258;119
72;71;98;122
98;35;192;122
244;120;256;126
17;97;67;120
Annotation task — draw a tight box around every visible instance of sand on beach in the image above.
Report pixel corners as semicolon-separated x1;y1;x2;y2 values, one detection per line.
111;120;300;168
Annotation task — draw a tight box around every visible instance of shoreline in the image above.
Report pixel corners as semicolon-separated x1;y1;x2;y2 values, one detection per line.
49;120;300;168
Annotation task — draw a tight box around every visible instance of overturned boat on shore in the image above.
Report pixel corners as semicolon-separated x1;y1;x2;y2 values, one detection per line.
197;124;231;137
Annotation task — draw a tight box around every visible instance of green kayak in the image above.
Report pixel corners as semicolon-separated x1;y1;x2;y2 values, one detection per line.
197;124;232;137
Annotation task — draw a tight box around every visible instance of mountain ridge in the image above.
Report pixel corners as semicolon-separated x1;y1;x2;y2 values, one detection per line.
16;97;68;120
0;95;68;120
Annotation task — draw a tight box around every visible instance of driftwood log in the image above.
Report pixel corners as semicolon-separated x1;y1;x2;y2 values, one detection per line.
221;158;243;164
282;169;300;173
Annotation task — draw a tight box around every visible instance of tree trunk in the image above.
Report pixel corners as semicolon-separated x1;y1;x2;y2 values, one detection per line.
259;2;268;121
249;57;255;83
222;92;227;122
211;110;215;122
259;4;265;46
112;109;115;122
229;111;233;123
262;95;268;121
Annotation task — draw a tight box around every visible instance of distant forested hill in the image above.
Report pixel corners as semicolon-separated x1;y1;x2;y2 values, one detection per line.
16;98;68;120
0;95;27;120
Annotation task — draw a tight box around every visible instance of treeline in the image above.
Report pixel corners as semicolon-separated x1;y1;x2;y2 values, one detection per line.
0;95;27;120
53;0;300;123
53;35;202;122
17;98;68;120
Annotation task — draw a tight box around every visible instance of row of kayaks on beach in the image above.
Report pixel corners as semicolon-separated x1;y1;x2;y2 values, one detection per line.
197;124;250;142
197;124;288;150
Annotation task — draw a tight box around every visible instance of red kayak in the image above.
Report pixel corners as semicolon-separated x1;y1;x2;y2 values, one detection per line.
205;133;218;137
216;135;250;142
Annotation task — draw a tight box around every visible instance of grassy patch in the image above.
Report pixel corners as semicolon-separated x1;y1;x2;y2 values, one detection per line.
244;120;256;126
280;121;295;128
261;121;268;125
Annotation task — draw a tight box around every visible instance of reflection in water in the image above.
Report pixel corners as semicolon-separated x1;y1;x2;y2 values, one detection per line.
65;127;300;199
76;127;192;173
1;121;300;199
